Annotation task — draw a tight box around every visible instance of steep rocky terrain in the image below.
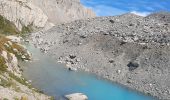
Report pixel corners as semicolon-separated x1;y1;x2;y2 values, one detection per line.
0;35;51;100
31;12;170;100
0;0;49;31
0;0;95;31
0;0;95;99
0;15;52;100
30;0;96;24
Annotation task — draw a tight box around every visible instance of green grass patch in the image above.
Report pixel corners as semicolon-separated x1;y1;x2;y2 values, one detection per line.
0;77;13;87
0;15;34;36
21;24;33;34
0;56;7;72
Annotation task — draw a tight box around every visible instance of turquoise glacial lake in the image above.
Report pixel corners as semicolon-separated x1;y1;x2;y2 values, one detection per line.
20;44;156;100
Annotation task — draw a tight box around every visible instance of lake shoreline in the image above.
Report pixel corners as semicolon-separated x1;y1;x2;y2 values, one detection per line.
29;12;170;100
27;36;159;100
21;42;155;100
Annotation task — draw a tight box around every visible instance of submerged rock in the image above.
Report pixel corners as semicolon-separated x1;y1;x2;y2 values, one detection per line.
68;67;77;71
65;93;88;100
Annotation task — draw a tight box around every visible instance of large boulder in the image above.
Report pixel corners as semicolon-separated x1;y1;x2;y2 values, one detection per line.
65;93;88;100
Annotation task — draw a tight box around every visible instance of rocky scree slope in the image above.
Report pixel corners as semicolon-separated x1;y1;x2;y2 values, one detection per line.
0;0;95;32
32;12;170;100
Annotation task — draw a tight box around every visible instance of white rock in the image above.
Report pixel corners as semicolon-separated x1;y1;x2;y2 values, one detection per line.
7;41;12;45
4;43;9;48
117;70;121;74
1;51;8;60
6;36;21;43
68;67;77;71
9;53;18;68
21;55;26;59
28;80;32;83
65;93;88;100
149;83;153;87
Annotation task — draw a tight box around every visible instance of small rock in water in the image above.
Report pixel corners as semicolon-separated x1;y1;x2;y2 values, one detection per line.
65;93;88;100
68;67;77;71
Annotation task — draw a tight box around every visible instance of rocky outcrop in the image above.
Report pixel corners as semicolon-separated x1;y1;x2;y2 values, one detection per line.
0;35;51;100
0;0;95;32
0;0;48;31
6;36;22;43
65;93;88;100
0;36;31;77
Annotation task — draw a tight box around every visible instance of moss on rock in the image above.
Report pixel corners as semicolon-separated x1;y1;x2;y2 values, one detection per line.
0;15;19;35
0;56;7;72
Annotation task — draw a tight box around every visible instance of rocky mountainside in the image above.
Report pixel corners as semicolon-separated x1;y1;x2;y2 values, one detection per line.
30;0;96;24
0;35;51;100
0;0;95;32
0;0;95;99
0;7;53;98
31;12;170;100
0;0;48;31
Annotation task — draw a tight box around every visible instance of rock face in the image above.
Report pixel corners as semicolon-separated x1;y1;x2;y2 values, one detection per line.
65;93;88;100
0;0;48;31
0;36;31;77
0;0;95;31
30;0;96;24
31;12;170;100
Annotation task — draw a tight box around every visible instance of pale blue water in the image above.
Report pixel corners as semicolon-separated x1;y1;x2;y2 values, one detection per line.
20;44;157;100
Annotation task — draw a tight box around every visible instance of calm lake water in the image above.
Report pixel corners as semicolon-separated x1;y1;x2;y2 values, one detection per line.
20;44;156;100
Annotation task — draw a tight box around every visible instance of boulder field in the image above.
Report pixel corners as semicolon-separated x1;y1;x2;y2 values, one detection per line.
31;12;170;100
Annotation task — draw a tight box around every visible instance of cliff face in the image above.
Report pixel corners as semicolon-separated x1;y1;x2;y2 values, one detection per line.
0;0;48;31
0;0;95;31
30;0;96;24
